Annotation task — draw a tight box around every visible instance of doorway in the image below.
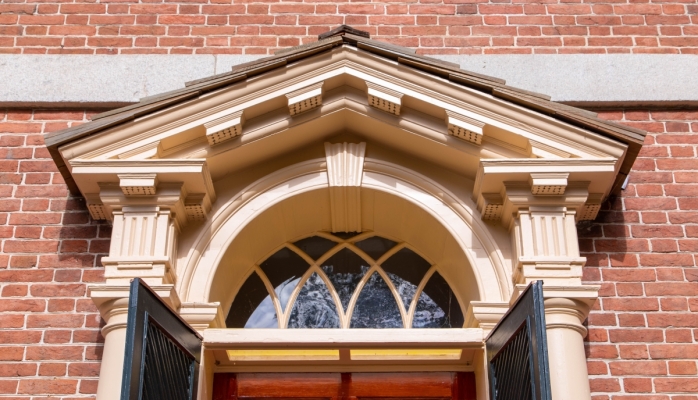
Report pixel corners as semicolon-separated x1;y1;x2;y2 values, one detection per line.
212;372;476;400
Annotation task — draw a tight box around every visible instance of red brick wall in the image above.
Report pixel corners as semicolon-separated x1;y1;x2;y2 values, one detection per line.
2;107;698;398
0;1;697;55
0;109;108;398
583;109;698;399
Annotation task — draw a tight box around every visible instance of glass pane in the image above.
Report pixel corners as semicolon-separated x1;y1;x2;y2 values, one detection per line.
331;232;361;240
381;248;432;309
412;272;464;328
245;294;279;328
293;236;337;260
260;247;309;312
350;272;403;328
355;236;397;261
288;273;340;328
226;272;277;328
321;248;370;311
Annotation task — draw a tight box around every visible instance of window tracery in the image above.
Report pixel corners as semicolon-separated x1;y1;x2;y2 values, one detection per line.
226;233;464;329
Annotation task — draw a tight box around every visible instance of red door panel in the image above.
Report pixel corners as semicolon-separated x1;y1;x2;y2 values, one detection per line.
213;372;475;400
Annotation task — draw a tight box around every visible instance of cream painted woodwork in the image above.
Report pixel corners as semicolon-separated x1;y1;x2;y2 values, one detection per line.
204;328;483;373
287;82;324;116
204;110;244;146
47;44;636;400
366;82;404;115
445;110;486;145
324;141;366;232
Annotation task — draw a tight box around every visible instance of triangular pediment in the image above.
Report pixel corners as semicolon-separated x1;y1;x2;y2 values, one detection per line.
46;26;644;226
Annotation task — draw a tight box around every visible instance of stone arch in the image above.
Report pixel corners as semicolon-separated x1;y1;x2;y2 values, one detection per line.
177;157;512;314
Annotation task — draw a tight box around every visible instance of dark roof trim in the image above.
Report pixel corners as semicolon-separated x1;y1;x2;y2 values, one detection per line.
45;26;646;197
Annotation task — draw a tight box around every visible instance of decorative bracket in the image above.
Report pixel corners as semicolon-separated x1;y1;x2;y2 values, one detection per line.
205;110;244;146
366;82;403;115
286;82;324;116
478;193;504;221
184;193;212;222
445;111;486;145
85;193;108;220
325;142;366;233
529;173;569;195
578;193;603;221
118;173;158;196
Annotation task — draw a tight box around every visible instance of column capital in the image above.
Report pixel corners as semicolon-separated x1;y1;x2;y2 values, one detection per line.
89;284;181;324
473;158;614;224
70;159;216;225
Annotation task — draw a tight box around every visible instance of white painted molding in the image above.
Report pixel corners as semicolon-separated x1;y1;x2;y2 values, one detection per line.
204;110;244;146
366;82;403;115
286;82;324;116
325;142;367;233
445;110;485;145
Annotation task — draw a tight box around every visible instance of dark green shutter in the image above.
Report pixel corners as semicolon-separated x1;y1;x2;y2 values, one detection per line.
486;281;552;400
121;278;202;400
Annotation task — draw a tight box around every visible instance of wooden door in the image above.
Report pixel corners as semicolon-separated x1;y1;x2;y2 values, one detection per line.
212;372;476;400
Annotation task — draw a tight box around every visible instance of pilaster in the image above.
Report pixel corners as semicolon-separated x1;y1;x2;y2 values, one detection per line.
99;183;185;286
73;159;217;400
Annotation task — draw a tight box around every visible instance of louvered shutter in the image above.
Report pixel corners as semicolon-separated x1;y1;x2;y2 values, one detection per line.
121;278;202;400
486;281;552;400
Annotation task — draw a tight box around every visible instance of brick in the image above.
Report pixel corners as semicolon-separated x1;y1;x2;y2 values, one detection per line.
650;345;698;359
618;314;646;327
620;345;649;360
648;314;698;328
25;346;84;361
0;331;42;344
38;363;66;376
0;314;24;328
589;378;620;392
0;363;37;377
18;379;78;395
26;314;84;328
623;377;653;393
67;362;100;377
610;361;667;376
0;347;24;361
609;329;664;343
655;378;698;393
669;361;698;375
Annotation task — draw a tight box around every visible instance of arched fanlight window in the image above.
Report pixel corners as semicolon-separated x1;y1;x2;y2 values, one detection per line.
226;233;465;329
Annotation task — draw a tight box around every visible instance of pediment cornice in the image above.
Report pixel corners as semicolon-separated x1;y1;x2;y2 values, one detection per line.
48;39;642;225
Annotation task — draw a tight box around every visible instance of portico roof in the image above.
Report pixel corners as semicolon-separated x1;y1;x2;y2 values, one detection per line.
46;25;644;196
